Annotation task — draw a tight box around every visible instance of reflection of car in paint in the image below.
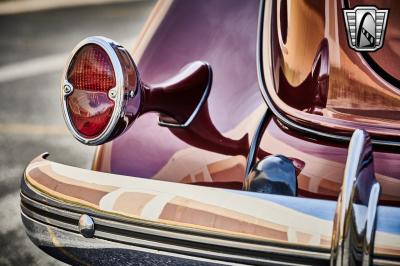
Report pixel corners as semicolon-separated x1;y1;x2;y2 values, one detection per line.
20;0;400;265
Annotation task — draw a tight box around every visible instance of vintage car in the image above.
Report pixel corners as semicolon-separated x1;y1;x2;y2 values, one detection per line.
20;0;400;265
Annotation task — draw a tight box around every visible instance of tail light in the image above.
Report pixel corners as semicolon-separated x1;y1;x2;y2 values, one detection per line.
61;37;140;145
61;36;211;145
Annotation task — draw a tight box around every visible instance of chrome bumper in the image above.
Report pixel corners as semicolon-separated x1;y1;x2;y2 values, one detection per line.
20;153;400;265
21;210;223;266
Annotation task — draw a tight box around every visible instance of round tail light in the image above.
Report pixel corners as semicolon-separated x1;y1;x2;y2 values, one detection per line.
61;36;140;145
62;36;212;146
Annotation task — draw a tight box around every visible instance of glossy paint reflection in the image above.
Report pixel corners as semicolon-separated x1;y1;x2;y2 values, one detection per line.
96;0;263;181
277;38;329;115
264;0;400;140
245;155;298;196
259;118;400;205
141;61;212;127
92;0;400;206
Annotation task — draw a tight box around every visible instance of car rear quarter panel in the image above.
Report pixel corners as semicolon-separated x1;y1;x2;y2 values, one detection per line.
93;0;400;204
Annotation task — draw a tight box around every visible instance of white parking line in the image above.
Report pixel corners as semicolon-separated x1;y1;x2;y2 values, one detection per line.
0;53;68;83
0;123;69;135
0;38;134;84
0;0;137;15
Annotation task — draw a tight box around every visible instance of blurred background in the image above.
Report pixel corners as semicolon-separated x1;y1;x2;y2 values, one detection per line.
0;0;155;264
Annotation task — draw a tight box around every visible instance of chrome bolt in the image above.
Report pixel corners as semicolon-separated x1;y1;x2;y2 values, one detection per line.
108;89;117;99
78;214;95;238
63;84;72;94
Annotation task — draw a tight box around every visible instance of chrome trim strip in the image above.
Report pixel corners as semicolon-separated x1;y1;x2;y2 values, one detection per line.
20;171;332;265
330;129;381;266
365;184;380;265
243;108;273;192
256;0;400;148
20;192;330;265
21;154;400;265
244;108;271;180
20;212;246;266
61;36;126;145
373;258;400;266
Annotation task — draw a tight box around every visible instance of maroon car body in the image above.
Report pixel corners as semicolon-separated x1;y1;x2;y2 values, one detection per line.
20;0;400;265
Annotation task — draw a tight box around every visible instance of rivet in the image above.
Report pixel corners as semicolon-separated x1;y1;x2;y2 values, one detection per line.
63;84;72;94
78;214;95;238
108;89;117;99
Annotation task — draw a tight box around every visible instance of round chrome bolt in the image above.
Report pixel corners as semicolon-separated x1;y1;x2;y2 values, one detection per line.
78;214;95;238
63;84;72;94
108;89;117;99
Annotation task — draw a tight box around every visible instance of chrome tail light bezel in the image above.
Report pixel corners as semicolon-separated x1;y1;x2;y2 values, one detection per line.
61;36;133;145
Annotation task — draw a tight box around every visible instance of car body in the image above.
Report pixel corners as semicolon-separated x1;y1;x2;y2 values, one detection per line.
20;0;400;265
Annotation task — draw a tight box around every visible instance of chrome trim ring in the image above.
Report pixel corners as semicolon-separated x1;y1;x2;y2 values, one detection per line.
61;36;125;145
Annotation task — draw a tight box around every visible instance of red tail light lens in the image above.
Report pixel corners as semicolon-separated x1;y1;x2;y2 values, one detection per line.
66;44;116;138
62;37;143;145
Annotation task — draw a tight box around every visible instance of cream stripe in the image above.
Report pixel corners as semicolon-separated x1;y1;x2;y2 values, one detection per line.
140;193;175;220
310;234;321;245
375;230;400;250
287;228;297;242
100;187;174;220
99;188;127;211
203;167;212;182
49;162;333;236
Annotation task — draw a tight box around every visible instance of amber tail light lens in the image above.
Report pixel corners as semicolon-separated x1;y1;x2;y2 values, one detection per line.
61;36;212;146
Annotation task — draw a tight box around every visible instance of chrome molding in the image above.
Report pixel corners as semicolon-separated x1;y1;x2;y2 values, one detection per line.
20;174;331;265
20;193;330;265
61;36;127;145
21;212;246;266
244;108;271;179
330;129;381;266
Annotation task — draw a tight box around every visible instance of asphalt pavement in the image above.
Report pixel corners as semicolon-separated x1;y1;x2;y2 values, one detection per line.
0;1;155;264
